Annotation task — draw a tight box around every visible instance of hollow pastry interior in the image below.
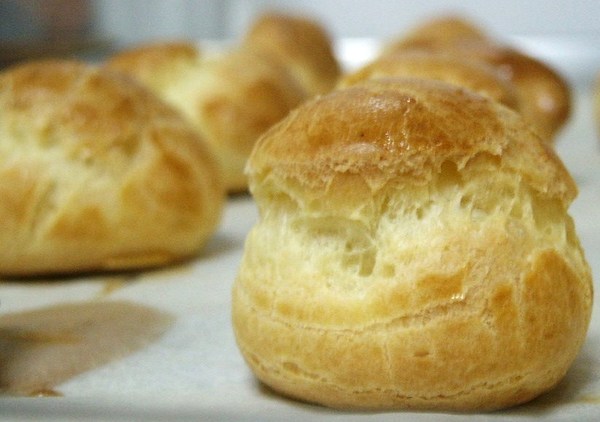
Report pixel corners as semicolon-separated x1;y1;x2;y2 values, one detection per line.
232;78;593;411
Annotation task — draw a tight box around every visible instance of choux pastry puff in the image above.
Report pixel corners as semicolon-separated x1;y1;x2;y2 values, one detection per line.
232;78;593;411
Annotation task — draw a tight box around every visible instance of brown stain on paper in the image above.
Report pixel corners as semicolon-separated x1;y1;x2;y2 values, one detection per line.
0;300;174;396
96;261;195;298
575;395;600;405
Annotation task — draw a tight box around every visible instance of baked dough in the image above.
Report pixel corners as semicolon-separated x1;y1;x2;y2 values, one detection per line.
383;16;571;142
243;11;341;96
232;78;593;411
384;15;488;52
338;50;519;110
107;42;307;193
0;60;225;276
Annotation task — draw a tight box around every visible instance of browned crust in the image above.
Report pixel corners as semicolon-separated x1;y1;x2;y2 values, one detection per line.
339;50;519;110
244;11;341;95
233;77;591;410
0;60;224;276
106;41;307;193
248;78;575;203
382;16;571;142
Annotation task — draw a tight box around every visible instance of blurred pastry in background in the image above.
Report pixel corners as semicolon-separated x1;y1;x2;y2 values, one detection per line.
243;11;341;96
0;60;225;276
107;41;307;193
383;15;488;52
104;41;202;94
338;50;519;110
382;15;572;143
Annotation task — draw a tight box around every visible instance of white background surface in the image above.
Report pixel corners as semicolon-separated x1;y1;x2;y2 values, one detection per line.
92;0;600;42
1;31;600;422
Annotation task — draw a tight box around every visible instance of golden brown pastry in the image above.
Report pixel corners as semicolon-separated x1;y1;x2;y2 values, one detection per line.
103;41;202;93
0;60;225;276
107;42;307;193
243;11;341;96
338;50;519;110
384;16;571;142
383;15;488;52
440;42;571;143
232;78;593;411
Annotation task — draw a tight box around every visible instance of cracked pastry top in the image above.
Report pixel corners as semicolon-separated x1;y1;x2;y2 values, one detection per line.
0;60;225;276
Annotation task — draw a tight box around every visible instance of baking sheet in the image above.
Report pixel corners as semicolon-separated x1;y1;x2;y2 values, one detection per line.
1;38;600;421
